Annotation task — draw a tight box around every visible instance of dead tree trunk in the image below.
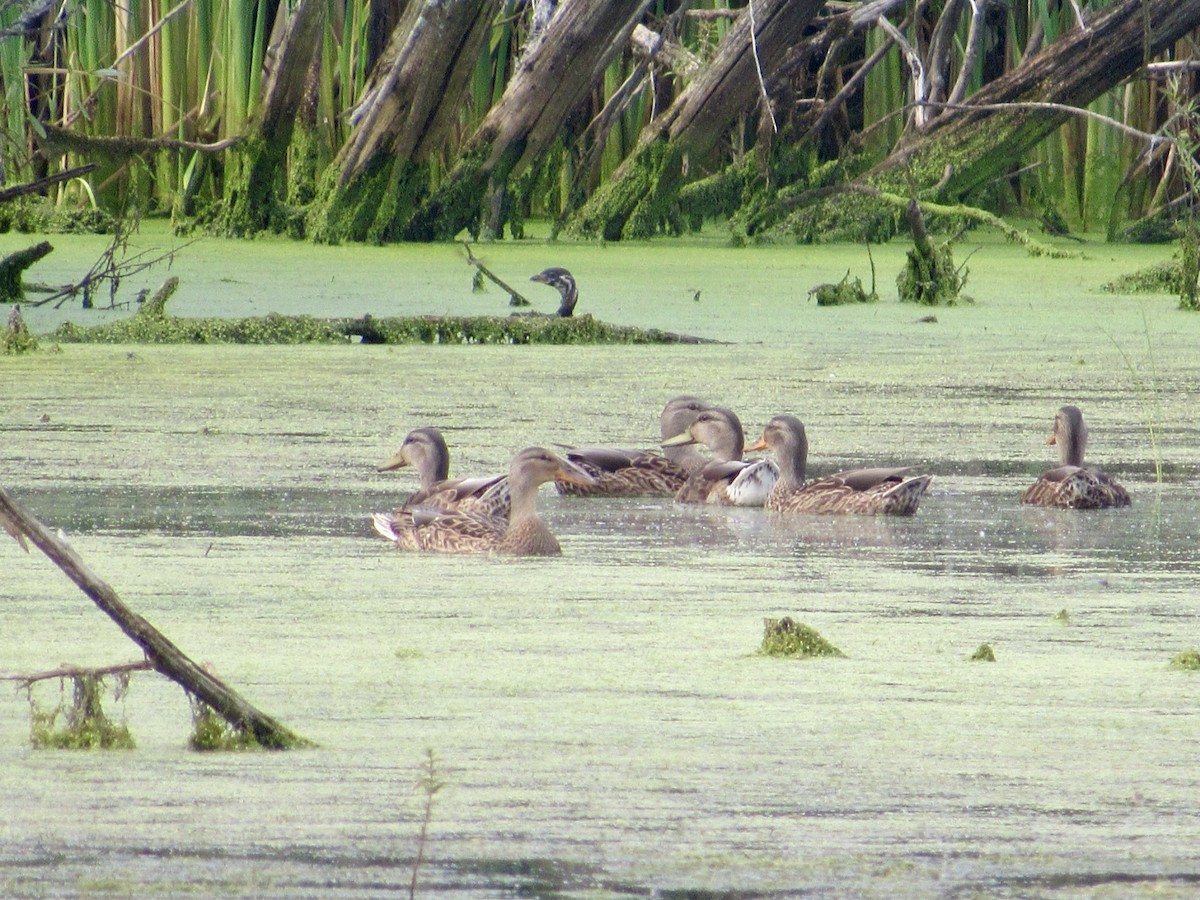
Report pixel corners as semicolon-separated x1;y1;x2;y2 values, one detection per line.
783;0;1200;240
0;487;311;749
222;0;327;236
405;0;655;241
307;0;500;243
566;0;826;241
0;242;53;302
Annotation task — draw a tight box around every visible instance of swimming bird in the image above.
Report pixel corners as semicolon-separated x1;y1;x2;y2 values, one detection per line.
529;267;579;317
745;414;932;516
555;395;710;497
662;406;778;506
372;447;594;555
377;427;509;517
1021;405;1130;509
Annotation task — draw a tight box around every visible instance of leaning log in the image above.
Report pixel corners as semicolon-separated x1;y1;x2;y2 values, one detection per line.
566;0;826;240
0;487;312;749
784;0;1200;240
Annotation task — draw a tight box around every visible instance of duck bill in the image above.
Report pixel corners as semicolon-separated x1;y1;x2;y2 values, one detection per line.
744;436;769;453
1046;434;1057;446
661;430;696;448
554;458;597;487
377;451;410;472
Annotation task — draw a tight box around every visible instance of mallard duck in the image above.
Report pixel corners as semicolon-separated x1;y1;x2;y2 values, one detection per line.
745;414;933;516
372;447;594;555
1021;405;1131;509
377;427;510;517
529;267;579;317
662;406;778;506
555;395;710;497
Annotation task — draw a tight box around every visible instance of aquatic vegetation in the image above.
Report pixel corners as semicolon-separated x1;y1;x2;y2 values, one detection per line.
969;643;996;662
29;674;135;750
759;617;844;659
3;306;38;354
409;748;444;899
188;699;262;751
809;271;877;306
54;311;716;346
1168;649;1200;671
1051;609;1071;625
1101;261;1184;295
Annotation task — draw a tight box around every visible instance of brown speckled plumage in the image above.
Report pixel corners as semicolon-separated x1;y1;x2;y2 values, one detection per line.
1021;406;1130;509
555;396;709;498
747;415;932;516
373;447;593;555
663;407;777;506
378;427;510;518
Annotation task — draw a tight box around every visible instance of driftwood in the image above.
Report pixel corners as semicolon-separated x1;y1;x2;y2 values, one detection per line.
0;486;311;749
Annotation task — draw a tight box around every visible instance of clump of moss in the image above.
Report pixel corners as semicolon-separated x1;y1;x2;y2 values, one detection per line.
968;643;996;662
188;700;261;751
1051;609;1071;625
809;271;878;306
30;675;135;750
1102;261;1185;295
1168;648;1200;671
759;617;845;659
4;305;38;354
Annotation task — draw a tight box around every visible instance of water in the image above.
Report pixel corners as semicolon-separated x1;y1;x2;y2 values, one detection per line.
3;231;1200;896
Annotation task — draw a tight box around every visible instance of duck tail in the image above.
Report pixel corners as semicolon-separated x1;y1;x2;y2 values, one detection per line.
372;512;399;542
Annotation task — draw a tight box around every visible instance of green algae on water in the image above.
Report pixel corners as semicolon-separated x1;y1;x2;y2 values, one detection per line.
29;674;135;750
759;617;845;659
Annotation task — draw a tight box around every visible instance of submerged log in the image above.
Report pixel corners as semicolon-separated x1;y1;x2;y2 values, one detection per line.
0;487;312;749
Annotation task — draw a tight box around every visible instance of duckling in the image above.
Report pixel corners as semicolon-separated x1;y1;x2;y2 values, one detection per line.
529;267;579;317
662;406;778;506
373;447;594;555
556;395;710;497
746;414;932;516
1021;405;1130;509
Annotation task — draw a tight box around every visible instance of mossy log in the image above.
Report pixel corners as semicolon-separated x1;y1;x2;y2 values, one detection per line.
0;487;312;750
53;310;720;345
220;0;327;237
567;0;825;241
0;241;53;302
785;0;1200;242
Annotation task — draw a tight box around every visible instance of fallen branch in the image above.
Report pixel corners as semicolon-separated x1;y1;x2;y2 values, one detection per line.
1;660;154;691
0;486;312;749
0;164;98;204
461;242;531;307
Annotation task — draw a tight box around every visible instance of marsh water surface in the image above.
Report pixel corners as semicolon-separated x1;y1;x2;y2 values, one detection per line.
3;230;1200;896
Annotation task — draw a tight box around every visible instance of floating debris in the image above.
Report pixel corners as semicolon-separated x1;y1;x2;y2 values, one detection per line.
968;643;996;662
759;617;844;659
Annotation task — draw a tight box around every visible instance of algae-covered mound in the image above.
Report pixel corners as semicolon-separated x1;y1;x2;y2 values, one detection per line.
969;643;996;662
1168;648;1200;671
54;309;716;346
759;617;845;659
1101;261;1185;295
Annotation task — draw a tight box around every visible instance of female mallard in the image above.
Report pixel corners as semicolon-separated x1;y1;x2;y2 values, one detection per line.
555;395;709;497
372;447;594;555
1021;405;1130;509
745;414;932;516
662;406;778;506
529;267;579;317
378;427;509;517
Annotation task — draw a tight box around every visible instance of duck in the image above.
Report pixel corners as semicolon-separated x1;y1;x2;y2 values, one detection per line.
661;406;778;506
377;427;509;518
1021;405;1131;508
745;414;933;516
529;267;579;317
555;395;710;497
373;447;595;555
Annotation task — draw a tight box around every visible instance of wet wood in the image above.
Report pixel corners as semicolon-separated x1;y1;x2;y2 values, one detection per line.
0;486;312;749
